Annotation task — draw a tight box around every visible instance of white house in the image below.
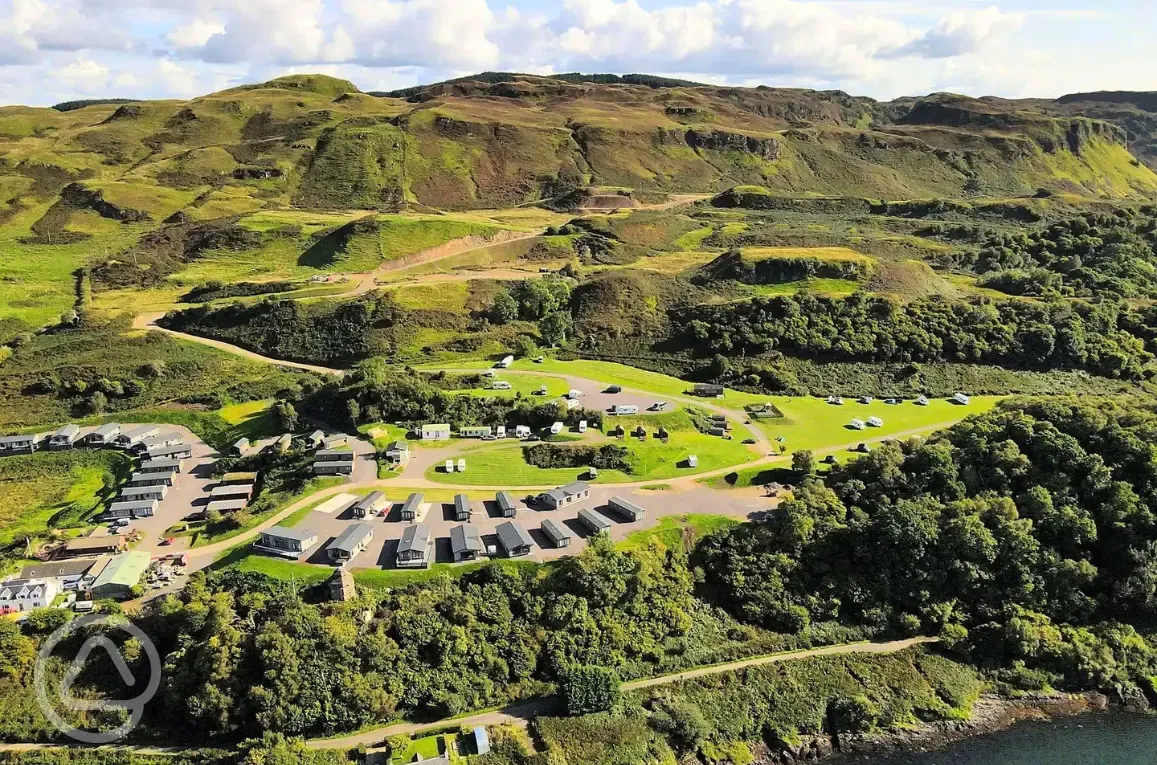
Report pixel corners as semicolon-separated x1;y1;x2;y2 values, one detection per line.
0;578;58;613
421;424;451;441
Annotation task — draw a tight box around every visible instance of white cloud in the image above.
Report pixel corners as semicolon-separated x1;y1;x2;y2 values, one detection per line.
887;5;1024;58
168;18;225;49
58;57;109;91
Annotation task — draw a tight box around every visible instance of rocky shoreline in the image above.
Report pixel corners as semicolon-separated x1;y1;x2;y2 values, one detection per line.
756;692;1111;764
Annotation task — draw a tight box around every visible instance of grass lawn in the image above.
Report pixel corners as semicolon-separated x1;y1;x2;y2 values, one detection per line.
0;451;132;546
752;395;1003;454
618;514;740;553
217;399;276;439
447;374;571;400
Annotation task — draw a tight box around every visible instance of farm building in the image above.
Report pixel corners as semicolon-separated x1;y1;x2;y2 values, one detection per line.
450;524;483;561
0;434;39;455
254;527;318;558
541;519;571;548
89;551;150;600
396;524;433;568
104;500;157;520
139;458;182;474
495;491;517;518
541;481;591;510
577;508;613;535
83;423;121;445
454;494;472;521
496;522;534;557
326;523;374;564
399;492;424;522
119;484;167;502
608;496;646;522
421;424;451;441
61;535;127;558
385;440;409;465
353;491;386;518
48;424;80;450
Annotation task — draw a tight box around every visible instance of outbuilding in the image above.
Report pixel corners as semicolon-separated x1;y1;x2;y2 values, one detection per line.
61;535;126;558
396;524;433;568
89;551;151;600
206;499;248;515
496;521;534;557
541;518;571;548
255;526;318;558
326;523;374;564
608;496;646;522
450;524;483;561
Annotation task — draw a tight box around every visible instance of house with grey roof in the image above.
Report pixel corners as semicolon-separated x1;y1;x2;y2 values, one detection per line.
453;493;472;522
138;458;182;474
0;434;39;455
496;522;534;557
254;526;318;558
353;491;385;518
326;523;374;564
400;492;424;521
48;424;80;450
114;426;159;448
496;491;517;518
105;499;158;520
450;524;483;561
540;481;590;510
396;524;433;568
384;440;409;465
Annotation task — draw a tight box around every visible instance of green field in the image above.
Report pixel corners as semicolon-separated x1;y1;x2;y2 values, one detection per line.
0;450;132;546
618;514;741;553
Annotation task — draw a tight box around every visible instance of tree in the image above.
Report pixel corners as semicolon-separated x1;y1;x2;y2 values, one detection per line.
539;311;573;346
791;449;816;476
561;665;621;715
84;391;108;414
512;335;538;358
489;291;519;325
346;398;361;428
273;401;299;432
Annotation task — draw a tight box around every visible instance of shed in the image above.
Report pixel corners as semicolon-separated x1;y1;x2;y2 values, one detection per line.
540;519;571;548
474;726;491;755
608;496;646;522
496;491;517;518
61;535;126;557
400;492;424;521
454;493;471;521
450;524;483;561
326;523;374;563
254;526;318;558
396;524;433;568
577;508;613;535
496;521;534;557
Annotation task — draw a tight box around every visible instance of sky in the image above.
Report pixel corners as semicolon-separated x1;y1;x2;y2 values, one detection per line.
0;0;1153;107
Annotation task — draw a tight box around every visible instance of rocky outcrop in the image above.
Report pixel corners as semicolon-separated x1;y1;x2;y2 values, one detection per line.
60;183;150;222
685;129;780;160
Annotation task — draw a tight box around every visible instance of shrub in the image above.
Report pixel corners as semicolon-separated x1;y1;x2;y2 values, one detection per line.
561;665;622;715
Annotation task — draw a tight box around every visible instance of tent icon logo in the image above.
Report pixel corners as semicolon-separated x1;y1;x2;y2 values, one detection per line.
34;614;161;743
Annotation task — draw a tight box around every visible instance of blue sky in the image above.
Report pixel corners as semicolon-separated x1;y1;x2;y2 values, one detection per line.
0;0;1150;106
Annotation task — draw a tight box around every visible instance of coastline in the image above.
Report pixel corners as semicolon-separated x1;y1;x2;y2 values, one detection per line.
755;692;1111;764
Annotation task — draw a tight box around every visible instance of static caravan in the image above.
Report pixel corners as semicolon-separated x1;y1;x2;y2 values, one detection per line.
210;483;254;502
540;481;590;510
692;384;725;398
114;426;159;449
206;499;248;515
137;433;184;453
567;389;583;399
119;484;167;502
385;440;410;465
453;493;472;522
498;355;514;368
496;522;534;557
578;508;613;535
315;449;352;462
49;424;81;450
450;524;483;561
84;423;121;446
323;434;349;449
611;405;639;415
491;381;512;391
420;423;451;442
608;496;646;522
496;425;507;439
566;398;580;410
0;434;39;455
128;471;174;487
457;458;466;472
578;420;587;433
495;491;517;518
231;438;250;456
307;430;326;449
953;392;971;405
104;500;158;520
461;426;492;438
139;458;182;474
326;523;374;564
399;493;424;522
541;519;571;548
353;491;386;518
515;425;531;439
145;444;193;461
221;471;259;485
396;524;433;568
276;434;293;453
255;527;318;558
